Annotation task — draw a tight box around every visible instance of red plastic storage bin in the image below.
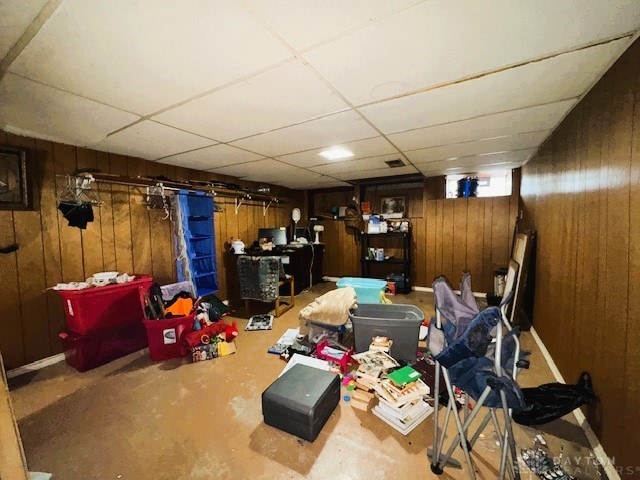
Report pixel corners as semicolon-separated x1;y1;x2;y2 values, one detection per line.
143;314;195;361
59;322;148;372
56;275;153;335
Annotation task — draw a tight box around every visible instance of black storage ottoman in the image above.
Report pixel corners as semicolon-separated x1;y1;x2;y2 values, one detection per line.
262;364;340;442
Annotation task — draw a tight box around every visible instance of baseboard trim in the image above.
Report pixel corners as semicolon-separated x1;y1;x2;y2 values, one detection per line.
6;353;66;379
529;327;619;480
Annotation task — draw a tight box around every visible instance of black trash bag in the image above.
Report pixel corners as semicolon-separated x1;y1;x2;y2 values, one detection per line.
512;372;596;426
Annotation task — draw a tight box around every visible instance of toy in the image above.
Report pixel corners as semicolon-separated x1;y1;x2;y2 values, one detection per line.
316;340;354;374
192;343;218;362
224;322;239;342
193;301;215;330
184;321;238;348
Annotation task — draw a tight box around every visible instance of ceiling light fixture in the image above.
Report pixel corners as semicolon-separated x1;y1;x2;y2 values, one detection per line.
318;147;354;161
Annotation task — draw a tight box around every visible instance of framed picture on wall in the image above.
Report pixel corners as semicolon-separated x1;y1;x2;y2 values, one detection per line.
380;196;406;219
0;146;32;210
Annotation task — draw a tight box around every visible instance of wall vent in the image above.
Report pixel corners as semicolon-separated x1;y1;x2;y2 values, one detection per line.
385;159;405;168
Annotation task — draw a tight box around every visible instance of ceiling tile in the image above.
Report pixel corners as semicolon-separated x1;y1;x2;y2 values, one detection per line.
0;0;48;60
154;60;348;142
9;0;291;115
310;154;407;175
206;158;282;177
242;165;323;183
334;164;418;181
304;1;640;105
417;149;536;175
158;144;263;170
230;110;378;156
406;131;550;165
90;121;215;160
360;39;628;133
388;100;576;151
277;136;398;168
273;178;351;190
245;0;417;50
0;73;139;146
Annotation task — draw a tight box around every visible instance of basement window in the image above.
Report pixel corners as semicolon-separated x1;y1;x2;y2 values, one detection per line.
445;170;512;199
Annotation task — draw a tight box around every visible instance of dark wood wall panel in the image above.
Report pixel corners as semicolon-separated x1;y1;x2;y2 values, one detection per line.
110;154;135;275
35;139;66;357
413;209;427;287
520;38;640;470
95;151;117;272
0;131;23;367
54;143;84;282
319;220;360;278
0;132;302;370
77;148;104;278
624;48;640;467
145;161;174;286
7;134;50;364
127;157;153;276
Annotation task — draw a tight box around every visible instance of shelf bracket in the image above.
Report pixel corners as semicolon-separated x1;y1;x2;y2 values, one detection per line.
234;196;246;214
262;198;276;216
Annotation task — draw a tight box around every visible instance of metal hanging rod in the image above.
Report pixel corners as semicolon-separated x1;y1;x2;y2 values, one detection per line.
55;172;286;205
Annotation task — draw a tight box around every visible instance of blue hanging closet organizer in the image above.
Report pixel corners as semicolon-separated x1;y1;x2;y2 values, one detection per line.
172;190;218;297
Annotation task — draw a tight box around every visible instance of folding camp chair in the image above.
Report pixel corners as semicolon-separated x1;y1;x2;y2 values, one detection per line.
427;264;525;479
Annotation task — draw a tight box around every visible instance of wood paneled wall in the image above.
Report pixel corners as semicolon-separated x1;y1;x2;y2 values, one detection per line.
520;39;640;470
318;178;519;292
420;194;519;293
0;131;303;370
310;187;362;278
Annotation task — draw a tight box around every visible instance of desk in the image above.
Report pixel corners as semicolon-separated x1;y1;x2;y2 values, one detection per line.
281;244;324;293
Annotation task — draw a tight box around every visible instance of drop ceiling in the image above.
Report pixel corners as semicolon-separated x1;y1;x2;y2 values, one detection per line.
1;0;639;190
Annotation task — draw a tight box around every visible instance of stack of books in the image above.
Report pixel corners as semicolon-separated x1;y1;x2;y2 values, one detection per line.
352;350;399;389
372;366;433;435
351;350;400;409
350;388;375;411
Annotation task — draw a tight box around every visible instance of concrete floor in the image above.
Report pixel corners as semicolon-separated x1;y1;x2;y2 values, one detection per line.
9;283;603;479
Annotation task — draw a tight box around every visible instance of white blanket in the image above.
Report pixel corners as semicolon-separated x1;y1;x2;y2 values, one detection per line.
299;286;357;331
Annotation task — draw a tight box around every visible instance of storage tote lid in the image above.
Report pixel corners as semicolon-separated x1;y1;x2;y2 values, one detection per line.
337;277;387;289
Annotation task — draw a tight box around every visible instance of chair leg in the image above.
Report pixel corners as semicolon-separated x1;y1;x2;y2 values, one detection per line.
274;278;295;317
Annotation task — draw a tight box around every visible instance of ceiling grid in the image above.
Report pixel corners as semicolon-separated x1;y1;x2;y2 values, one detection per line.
0;0;638;188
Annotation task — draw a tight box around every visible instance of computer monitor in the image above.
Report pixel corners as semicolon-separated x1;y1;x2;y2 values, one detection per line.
258;227;288;246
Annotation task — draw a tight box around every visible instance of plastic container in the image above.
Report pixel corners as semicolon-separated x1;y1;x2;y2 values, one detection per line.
59;322;148;372
143;314;195;361
56;275;154;335
457;177;479;198
337;277;387;304
349;303;424;362
386;273;406;291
